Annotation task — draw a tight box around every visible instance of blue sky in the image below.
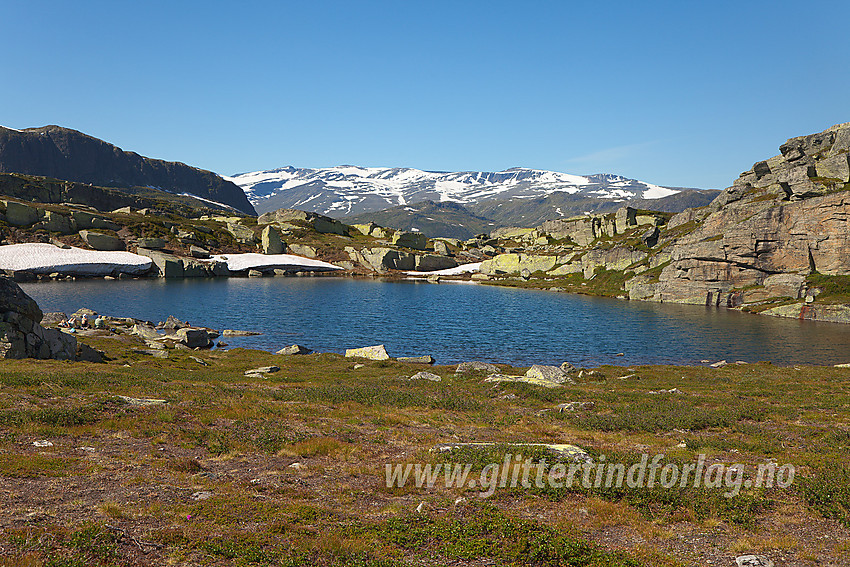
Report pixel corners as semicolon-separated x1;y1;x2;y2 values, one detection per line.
3;0;849;189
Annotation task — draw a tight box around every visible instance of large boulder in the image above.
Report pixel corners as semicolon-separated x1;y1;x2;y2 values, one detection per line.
41;210;74;234
414;254;458;271
137;249;184;278
392;231;428;251
260;225;284;254
79;230;124;251
0;276;77;360
525;365;574;385
137;237;167;250
226;221;257;244
174;328;214;349
345;344;390;360
3;201;39;227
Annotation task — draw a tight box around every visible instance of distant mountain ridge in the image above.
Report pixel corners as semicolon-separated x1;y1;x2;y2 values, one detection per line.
226;165;712;219
0;125;256;215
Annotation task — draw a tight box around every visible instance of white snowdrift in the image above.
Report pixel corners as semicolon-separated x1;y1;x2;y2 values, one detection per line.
211;253;342;272
405;262;481;276
0;243;153;275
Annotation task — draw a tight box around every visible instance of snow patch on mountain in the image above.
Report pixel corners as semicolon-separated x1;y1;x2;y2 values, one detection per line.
225;166;690;218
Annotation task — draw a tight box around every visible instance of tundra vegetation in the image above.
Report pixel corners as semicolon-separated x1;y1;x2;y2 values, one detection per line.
0;331;848;566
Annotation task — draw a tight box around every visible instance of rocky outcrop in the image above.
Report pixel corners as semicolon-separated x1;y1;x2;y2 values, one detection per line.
258;209;349;236
0;276;77;359
0;126;256;214
636;122;850;307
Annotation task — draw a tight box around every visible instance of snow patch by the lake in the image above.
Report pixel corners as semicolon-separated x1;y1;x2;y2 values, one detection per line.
405;262;481;276
0;243;152;275
211;253;342;272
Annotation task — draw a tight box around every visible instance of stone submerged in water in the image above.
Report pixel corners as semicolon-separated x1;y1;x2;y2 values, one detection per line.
344;344;390;360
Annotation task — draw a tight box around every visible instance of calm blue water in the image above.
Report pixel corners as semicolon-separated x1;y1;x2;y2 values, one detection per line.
19;277;850;367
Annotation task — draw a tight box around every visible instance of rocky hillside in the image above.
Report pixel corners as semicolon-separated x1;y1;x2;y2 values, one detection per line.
344;191;719;239
0;126;256;215
462;122;850;323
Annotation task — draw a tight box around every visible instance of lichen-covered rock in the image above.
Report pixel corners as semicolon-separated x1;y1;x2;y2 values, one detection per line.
345;344;390;360
456;361;499;374
410;371;441;382
525;364;573;385
260;225;284;254
479;253;557;276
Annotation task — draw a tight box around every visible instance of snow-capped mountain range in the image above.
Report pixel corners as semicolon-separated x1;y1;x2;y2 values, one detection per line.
225;166;694;218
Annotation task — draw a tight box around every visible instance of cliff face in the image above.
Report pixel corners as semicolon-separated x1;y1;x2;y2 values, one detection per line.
0;126;256;215
647;123;850;307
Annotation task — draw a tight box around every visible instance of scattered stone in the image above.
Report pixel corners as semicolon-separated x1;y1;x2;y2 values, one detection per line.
456;361;499;374
617;373;638;380
189;356;209;366
248;269;264;277
190;491;213;501
136;237;166;250
78;446;97;453
244;366;280;376
556;401;595;412
835;363;850;368
397;355;434;364
353;364;365;369
160;315;188;330
454;497;467;506
117;396;167;406
435;442;589;462
485;373;561;389
33;440;53;447
648;388;684;395
189;245;210;259
710;360;728;368
616;352;625;356
410;371;441;382
559;361;577;373
735;360;749;365
345;344;390;360
735;556;774;567
288;462;305;470
415;501;426;514
276;344;311;355
222;329;261;337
